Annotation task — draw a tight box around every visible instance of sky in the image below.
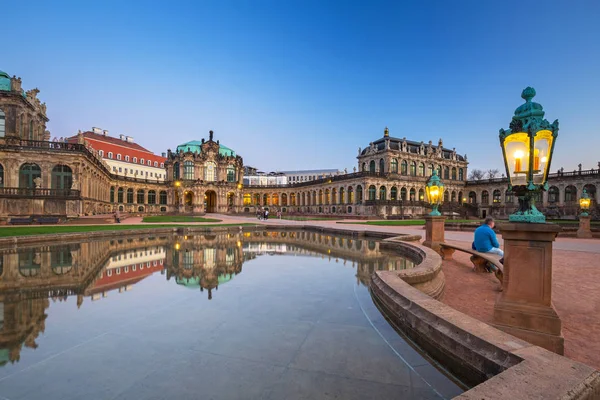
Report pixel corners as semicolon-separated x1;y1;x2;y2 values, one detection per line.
2;0;599;174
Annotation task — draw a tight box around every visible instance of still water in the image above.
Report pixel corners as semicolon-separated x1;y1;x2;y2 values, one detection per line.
0;231;462;400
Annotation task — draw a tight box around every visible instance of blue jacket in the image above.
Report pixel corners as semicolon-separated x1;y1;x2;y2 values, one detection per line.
472;224;500;252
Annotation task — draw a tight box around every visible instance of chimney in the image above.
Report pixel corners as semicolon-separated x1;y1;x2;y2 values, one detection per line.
92;127;102;134
125;136;134;143
103;130;109;136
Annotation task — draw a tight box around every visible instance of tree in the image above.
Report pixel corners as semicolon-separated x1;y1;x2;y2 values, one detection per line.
468;169;485;181
486;169;500;179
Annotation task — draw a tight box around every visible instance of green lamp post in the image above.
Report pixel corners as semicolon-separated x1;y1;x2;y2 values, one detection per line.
499;87;559;223
426;170;444;216
579;189;591;217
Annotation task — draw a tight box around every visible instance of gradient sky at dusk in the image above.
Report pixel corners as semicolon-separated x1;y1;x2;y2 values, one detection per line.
2;0;599;174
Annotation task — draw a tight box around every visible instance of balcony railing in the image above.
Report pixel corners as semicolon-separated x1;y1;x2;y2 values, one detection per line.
466;168;600;186
0;187;81;199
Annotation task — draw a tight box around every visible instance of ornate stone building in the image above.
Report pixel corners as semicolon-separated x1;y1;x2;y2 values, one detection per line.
164;131;244;213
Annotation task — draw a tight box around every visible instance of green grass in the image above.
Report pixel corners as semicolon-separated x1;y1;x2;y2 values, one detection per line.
0;223;257;237
142;216;222;223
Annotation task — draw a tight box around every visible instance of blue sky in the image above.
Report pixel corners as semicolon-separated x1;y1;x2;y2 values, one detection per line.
2;0;599;174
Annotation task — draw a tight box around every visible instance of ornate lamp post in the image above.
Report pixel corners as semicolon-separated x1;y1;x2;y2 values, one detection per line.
494;87;564;354
499;87;559;223
423;171;445;252
577;189;593;238
425;171;444;216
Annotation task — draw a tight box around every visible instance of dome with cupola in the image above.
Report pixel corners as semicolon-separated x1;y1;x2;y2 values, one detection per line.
0;70;11;91
175;130;236;157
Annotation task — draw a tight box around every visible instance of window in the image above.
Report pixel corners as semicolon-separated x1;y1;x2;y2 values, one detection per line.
118;167;122;172
29;120;34;140
0;108;5;137
160;163;164;168
390;186;397;200
117;188;124;203
127;188;134;203
183;161;194;180
493;189;502;203
110;187;115;202
410;161;416;176
379;159;385;174
400;187;407;200
401;160;408;175
368;185;376;201
117;154;122;160
451;167;457;180
19;163;41;188
444;166;450;180
391;159;398;173
205;162;216;181
154;161;158;167
458;168;464;181
133;157;137;163
0;163;4;188
51;165;73;190
113;167;117;172
548;186;559;203
137;190;144;204
356;185;363;202
147;160;151;166
565;186;577;202
481;190;489;205
125;155;130;162
418;163;425;176
379;186;386;200
148;190;156;204
140;158;144;164
227;166;235;182
99;150;104;157
150;172;153;177
108;152;113;159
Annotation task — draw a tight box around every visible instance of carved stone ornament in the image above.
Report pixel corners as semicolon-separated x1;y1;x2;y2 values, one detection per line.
34;177;42;188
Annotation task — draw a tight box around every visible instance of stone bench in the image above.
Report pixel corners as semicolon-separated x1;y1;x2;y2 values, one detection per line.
36;217;60;225
9;217;33;225
439;242;504;289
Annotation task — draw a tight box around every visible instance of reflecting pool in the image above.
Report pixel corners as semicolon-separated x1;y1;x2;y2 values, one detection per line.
0;230;462;399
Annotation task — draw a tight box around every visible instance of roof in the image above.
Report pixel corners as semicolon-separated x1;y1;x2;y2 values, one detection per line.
279;169;340;174
361;136;466;162
77;131;155;154
0;70;11;91
176;140;236;157
175;274;234;289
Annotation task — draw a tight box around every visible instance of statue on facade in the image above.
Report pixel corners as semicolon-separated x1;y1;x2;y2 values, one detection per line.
71;179;80;190
385;139;390;150
401;138;408;152
353;166;356;173
33;177;42;188
419;141;425;155
209;130;214;141
357;147;361;156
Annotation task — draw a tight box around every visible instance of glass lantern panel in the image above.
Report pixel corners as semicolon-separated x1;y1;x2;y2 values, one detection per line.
580;198;591;210
503;132;529;187
426;185;440;204
533;130;553;185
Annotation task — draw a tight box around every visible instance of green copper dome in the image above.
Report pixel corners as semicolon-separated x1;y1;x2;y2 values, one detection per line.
176;140;236;157
175;273;235;289
0;70;11;92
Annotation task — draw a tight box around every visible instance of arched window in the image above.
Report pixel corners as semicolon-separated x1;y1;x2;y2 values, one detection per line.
391;159;398;173
368;185;376;201
469;191;477;204
451;167;457;180
117;187;124;203
565;186;577;203
409;188;416;201
133;157;137;163
108;152;113;159
379;159;385;174
390;186;397;200
410;161;417;176
0;108;5;137
147;160;152;166
428;164;434;176
183;161;194;180
137;189;145;204
140;158;145;164
418;188;425;201
339;188;345;204
458;168;464;181
51;165;73;190
19;163;41;188
159;190;168;205
110;187;115;203
356;185;363;202
99;150;104;157
318;190;323;204
154;161;158;167
418;163;425;176
117;154;122;160
324;189;330;204
173;162;180;180
125;155;130;162
493;189;502;203
451;191;456;202
458;191;463;203
400;187;407;200
437;165;442;177
148;190;156;204
379;186;386;200
127;188;134;204
369;160;376;173
444;166;450;180
504;190;513;203
160;163;164;168
348;186;354;204
227;166;235;182
205;162;216;181
401;160;408;175
444;190;449;203
481;190;489;205
362;162;366;172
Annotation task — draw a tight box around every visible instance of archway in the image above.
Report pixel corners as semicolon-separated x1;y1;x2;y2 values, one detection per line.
184;191;194;206
205;190;217;213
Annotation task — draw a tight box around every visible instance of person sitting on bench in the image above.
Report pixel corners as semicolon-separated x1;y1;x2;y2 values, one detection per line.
472;217;504;267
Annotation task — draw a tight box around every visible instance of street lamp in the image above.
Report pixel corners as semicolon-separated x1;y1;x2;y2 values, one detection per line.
425;170;444;216
579;189;591;217
499;87;559;223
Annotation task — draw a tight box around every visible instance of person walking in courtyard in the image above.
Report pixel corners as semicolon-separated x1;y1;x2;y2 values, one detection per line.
472;216;503;257
114;210;121;224
264;209;269;220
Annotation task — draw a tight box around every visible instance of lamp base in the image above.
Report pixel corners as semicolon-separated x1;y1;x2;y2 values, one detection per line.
509;194;546;223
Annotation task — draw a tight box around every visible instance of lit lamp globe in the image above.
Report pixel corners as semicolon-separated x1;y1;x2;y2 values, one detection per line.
426;171;444;216
499;87;559;223
579;189;591;217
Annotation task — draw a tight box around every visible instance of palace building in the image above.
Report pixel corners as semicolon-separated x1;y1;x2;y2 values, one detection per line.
0;69;598;221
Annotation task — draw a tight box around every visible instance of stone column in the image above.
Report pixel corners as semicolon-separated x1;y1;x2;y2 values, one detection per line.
494;223;564;354
423;215;445;252
577;215;592;238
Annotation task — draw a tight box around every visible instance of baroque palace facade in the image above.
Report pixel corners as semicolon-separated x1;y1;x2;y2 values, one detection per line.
0;70;598;221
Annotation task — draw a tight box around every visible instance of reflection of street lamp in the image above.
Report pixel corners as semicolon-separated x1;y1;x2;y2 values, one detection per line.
579;189;591;217
425;171;444;216
499;87;559;223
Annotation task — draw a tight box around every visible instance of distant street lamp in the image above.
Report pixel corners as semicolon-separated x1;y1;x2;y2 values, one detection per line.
499;87;559;223
425;170;444;216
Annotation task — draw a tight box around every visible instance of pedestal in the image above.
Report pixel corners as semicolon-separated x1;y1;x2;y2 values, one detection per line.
423;216;446;252
494;222;564;354
577;215;593;238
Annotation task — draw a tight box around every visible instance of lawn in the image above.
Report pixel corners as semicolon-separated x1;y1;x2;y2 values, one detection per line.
0;223;256;237
142;216;222;223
